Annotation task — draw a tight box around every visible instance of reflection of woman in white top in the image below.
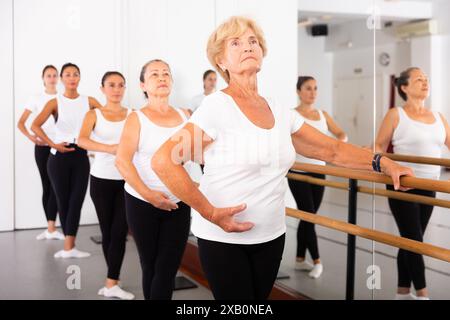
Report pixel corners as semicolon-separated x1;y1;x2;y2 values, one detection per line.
17;65;64;240
187;69;217;114
115;60;191;300
78;71;134;300
375;67;450;300
289;76;347;279
152;16;413;300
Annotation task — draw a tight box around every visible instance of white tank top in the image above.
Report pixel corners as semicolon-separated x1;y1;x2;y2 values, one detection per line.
392;107;446;179
124;108;188;203
294;109;328;168
90;108;131;180
25;92;57;142
52;94;90;152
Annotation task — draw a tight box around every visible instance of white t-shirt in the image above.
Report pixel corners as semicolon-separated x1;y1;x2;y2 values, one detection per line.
24;92;57;142
188;91;305;244
188;93;206;113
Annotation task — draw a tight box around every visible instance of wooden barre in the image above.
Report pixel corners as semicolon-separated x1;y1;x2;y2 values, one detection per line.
286;173;450;209
382;153;450;168
291;163;450;194
287;172;347;190
285;207;450;263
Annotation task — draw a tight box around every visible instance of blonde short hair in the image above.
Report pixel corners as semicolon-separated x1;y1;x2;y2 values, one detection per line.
207;16;267;83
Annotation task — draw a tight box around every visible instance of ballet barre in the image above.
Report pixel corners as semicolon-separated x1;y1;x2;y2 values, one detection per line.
291;162;450;193
287;162;450;300
285;208;450;263
382;152;450;168
286;173;450;209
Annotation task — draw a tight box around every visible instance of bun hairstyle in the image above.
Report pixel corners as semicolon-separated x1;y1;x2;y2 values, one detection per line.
296;76;315;91
101;71;126;87
41;65;57;78
203;69;216;81
394;67;419;101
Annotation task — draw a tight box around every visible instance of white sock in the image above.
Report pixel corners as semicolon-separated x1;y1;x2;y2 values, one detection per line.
36;231;47;240
46;230;65;240
395;293;416;300
295;260;313;271
55;248;91;259
308;263;323;279
102;285;135;300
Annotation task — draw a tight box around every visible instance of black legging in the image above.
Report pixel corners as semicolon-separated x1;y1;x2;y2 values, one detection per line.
124;191;191;300
34;145;58;222
197;234;285;300
47;145;90;237
386;184;435;291
90;175;128;280
288;171;325;260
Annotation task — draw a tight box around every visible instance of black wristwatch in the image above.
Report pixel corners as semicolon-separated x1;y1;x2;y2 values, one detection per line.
372;153;383;172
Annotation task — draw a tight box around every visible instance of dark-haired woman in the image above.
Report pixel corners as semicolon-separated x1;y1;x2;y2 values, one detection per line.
32;63;102;259
187;70;217;114
115;59;191;300
375;67;450;300
17;65;64;241
78;71;134;299
289;76;348;279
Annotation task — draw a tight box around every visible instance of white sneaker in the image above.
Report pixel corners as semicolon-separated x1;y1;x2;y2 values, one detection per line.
295;260;314;271
54;248;91;259
45;230;65;240
36;231;47;240
100;285;135;300
395;293;417;300
308;263;323;279
415;296;430;300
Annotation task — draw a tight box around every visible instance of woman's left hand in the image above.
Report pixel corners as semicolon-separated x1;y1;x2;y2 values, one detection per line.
380;157;415;191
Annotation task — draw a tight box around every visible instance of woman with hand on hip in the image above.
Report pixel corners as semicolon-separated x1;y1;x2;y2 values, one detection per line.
78;71;134;300
31;62;102;259
152;16;414;300
17;65;64;241
289;75;348;279
115;60;191;300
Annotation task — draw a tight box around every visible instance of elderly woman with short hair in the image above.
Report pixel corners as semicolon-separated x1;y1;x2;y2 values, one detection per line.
152;16;413;300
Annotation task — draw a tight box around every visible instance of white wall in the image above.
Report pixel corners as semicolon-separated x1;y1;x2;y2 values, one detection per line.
298;26;333;113
126;0;216;109
214;0;298;108
14;0;124;229
0;0;15;231
10;0;299;230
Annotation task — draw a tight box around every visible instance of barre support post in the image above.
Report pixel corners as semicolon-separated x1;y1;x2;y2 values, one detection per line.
346;178;358;301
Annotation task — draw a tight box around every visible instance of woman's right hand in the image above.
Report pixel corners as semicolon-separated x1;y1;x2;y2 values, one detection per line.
144;189;179;211
209;204;254;233
53;142;75;153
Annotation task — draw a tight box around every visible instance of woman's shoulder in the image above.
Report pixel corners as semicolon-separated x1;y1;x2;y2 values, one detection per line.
195;91;230;112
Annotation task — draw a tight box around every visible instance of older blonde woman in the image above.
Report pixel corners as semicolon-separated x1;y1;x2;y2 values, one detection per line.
152;16;413;300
